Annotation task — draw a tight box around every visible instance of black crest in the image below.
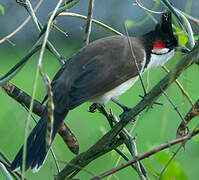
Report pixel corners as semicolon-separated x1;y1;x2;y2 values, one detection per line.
161;11;173;34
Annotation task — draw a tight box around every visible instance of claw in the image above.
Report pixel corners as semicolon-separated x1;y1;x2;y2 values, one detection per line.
111;98;132;120
119;108;131;120
111;98;131;112
89;103;98;113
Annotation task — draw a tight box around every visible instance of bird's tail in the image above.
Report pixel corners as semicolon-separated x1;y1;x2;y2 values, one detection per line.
11;107;68;172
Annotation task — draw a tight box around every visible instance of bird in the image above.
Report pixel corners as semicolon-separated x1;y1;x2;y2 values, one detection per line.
11;12;178;172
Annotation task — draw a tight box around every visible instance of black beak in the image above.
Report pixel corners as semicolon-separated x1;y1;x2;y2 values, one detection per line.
177;46;191;54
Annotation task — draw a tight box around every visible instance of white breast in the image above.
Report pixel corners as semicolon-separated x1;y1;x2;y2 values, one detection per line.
91;76;139;105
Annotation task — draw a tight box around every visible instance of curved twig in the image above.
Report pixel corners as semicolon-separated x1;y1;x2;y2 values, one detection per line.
0;0;43;44
58;12;123;36
84;0;95;45
134;0;163;14
161;65;193;106
160;0;195;48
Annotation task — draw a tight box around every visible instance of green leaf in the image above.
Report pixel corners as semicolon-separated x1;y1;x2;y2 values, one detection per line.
0;5;4;15
145;145;188;180
156;151;188;180
194;35;199;41
172;25;188;47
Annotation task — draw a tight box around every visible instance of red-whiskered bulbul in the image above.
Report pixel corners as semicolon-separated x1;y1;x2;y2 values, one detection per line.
11;12;178;172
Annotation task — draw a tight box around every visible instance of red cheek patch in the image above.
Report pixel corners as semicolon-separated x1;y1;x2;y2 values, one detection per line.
153;40;166;50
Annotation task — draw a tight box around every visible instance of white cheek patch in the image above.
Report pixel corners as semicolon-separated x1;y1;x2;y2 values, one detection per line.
152;48;170;54
145;49;175;71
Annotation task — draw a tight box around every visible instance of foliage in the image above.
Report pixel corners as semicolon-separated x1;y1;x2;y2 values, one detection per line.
172;25;189;46
0;4;4;15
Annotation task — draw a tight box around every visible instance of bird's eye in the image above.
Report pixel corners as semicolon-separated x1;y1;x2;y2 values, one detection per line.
164;40;171;44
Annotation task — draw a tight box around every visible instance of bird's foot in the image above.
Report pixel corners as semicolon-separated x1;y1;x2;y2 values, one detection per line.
111;98;131;120
89;103;98;113
119;108;131;120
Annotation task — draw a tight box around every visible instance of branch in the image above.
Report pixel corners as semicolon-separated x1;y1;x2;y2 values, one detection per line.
16;0;65;65
84;0;95;45
160;0;195;48
175;8;199;26
134;0;163;14
0;158;27;180
0;0;43;44
161;65;193;106
58;12;123;36
177;99;199;138
95;105;147;180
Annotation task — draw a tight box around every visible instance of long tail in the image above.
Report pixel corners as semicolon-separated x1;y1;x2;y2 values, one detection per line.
11;107;68;172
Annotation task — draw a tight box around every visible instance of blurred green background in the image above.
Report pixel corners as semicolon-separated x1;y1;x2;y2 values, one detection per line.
1;0;199;179
0;44;199;180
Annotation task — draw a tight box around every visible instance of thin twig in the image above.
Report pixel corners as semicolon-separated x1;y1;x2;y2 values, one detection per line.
175;8;199;26
158;144;183;180
21;1;63;178
58;160;96;179
0;151;11;165
134;0;163;14
161;87;190;134
160;0;195;48
177;99;199;138
107;118;138;180
17;0;65;65
110;113;147;180
161;65;193;106
0;152;21;180
174;7;195;48
124;24;147;96
47;0;80;20
0;44;41;86
0;0;43;44
21;0;40;31
131;1;160;26
0;159;25;180
58;12;123;36
84;0;95;45
0;162;12;180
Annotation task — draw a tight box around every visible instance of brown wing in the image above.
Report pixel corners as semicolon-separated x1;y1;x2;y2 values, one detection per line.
51;36;146;110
